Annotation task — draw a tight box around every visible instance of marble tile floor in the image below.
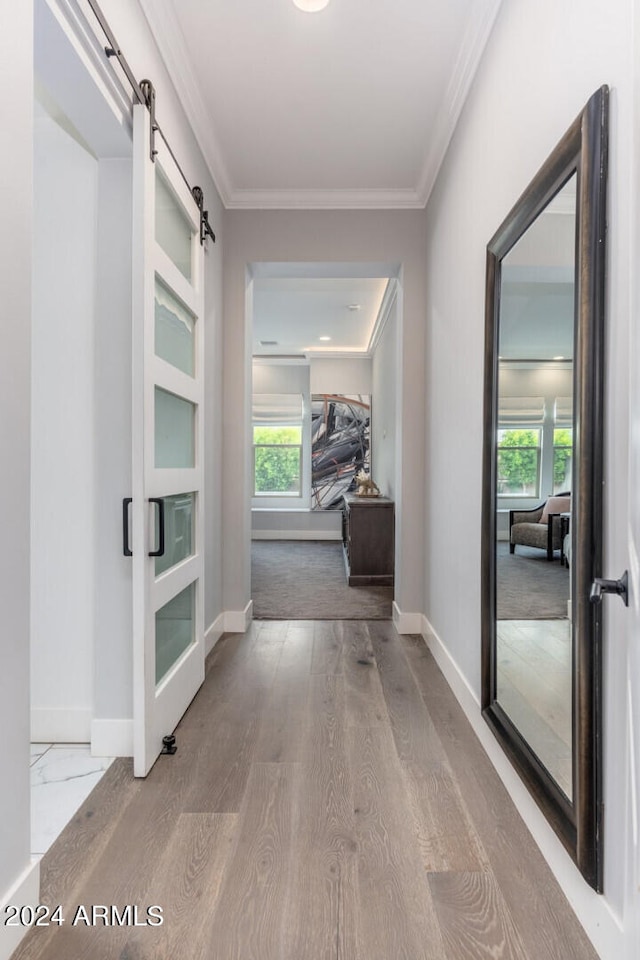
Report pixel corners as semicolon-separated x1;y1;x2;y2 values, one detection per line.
30;744;114;858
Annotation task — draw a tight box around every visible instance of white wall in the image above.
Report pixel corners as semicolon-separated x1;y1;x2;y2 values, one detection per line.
33;0;135;757
31;112;97;742
253;359;309;394
310;357;372;395
625;5;640;953
224;212;426;620
371;300;398;501
423;0;637;955
92;157;134;736
0;6;38;958
251;510;341;539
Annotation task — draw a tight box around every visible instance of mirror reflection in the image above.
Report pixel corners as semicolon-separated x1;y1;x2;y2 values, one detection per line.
495;174;576;800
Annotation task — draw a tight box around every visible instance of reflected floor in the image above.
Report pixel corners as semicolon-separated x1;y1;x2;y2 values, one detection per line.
496;619;572;799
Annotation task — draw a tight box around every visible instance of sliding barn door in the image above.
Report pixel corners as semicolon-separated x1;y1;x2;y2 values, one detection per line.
131;103;205;777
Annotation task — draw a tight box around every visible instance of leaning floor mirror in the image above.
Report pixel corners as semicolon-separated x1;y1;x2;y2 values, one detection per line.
481;86;609;890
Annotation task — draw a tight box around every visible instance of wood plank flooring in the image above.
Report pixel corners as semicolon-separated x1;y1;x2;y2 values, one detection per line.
496;619;572;798
11;621;598;960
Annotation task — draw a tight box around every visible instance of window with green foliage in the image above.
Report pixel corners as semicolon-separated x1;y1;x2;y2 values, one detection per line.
253;425;302;496
497;428;541;497
553;427;573;493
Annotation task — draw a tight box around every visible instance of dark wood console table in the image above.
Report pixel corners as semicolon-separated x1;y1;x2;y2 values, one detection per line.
342;494;394;586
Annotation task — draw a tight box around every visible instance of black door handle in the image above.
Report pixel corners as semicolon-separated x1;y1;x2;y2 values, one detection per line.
122;498;132;557
149;498;165;557
590;571;628;606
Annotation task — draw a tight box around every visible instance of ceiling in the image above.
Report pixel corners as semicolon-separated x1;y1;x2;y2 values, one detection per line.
252;276;390;356
499;179;576;361
136;1;501;354
139;0;502;210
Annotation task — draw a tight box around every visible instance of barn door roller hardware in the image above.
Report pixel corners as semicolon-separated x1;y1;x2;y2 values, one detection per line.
88;0;216;243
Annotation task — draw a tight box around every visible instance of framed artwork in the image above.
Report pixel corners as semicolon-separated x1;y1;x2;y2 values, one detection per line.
311;394;371;509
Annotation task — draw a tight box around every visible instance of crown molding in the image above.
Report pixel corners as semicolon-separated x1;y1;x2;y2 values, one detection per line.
139;0;502;211
368;279;398;355
306;350;373;360
138;0;233;205
225;187;423;210
417;0;503;205
252;355;310;365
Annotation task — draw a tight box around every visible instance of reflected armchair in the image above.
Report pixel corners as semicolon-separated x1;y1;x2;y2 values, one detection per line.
509;493;571;561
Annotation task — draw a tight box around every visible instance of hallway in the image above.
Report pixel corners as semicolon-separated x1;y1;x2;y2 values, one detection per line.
12;621;595;960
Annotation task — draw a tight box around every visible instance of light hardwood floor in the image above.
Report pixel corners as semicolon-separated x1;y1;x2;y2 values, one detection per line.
11;621;598;960
497;619;572;798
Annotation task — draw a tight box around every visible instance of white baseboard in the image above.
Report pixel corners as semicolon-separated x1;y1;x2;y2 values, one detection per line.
91;719;133;757
89;614;239;757
392;601;423;634
205;613;225;656
421;616;625;960
31;707;91;743
251;530;341;540
224;600;253;633
0;858;40;960
421;615;480;711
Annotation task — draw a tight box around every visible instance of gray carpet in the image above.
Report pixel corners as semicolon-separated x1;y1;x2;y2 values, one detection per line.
251;540;393;620
497;542;570;620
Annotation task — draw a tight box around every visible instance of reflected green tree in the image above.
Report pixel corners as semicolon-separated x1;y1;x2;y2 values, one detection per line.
497;429;539;495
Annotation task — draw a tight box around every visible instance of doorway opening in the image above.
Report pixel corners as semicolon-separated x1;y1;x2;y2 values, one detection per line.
247;261;402;621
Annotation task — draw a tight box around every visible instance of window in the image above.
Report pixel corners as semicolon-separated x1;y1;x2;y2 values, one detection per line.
497;428;541;497
497;395;544;498
553;397;573;494
553;427;573;493
253;424;302;496
252;394;303;498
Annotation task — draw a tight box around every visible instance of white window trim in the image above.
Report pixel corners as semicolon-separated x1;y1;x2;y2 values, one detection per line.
251;395;311;510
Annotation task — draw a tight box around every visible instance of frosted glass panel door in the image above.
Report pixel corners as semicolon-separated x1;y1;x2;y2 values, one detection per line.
132;103;205;778
155;493;194;577
155;279;195;376
154;388;195;467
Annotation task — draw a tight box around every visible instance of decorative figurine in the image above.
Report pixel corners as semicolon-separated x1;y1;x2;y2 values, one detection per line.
355;470;380;497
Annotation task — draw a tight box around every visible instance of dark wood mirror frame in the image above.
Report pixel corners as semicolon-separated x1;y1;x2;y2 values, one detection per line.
481;86;609;890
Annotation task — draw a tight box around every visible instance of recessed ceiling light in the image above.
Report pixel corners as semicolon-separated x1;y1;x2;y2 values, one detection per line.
319;336;332;341
347;303;361;311
553;355;565;360
293;0;330;10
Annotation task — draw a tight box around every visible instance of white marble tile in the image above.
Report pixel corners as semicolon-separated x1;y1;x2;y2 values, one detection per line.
30;743;53;766
31;746;113;856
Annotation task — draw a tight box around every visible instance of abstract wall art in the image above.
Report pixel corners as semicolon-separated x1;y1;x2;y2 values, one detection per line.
311;394;371;510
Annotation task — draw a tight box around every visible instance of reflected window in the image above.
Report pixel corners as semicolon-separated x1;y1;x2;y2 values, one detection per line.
497;428;541;497
553;396;573;494
553;427;573;494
